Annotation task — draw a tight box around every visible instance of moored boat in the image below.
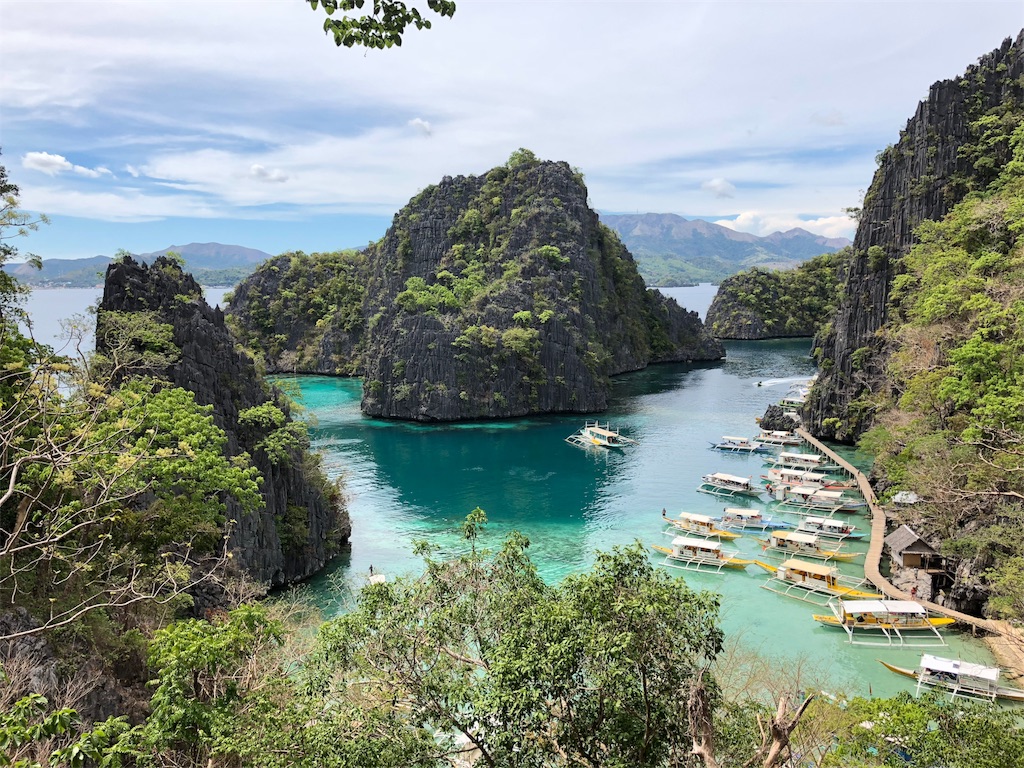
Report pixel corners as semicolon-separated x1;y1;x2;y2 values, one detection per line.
878;654;1024;703
709;435;773;453
652;536;753;573
761;466;856;490
795;516;865;540
565;421;638;449
755;558;881;603
716;507;791;531
771;485;866;515
662;510;741;539
758;531;861;561
814;599;955;646
698;472;764;498
754;429;802;447
765;451;842;473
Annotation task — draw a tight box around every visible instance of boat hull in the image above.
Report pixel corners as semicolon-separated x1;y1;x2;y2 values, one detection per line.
878;659;1024;703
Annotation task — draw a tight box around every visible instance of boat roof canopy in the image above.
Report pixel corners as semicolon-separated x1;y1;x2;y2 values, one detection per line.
721;436;750;443
723;508;760;518
804;517;849;529
781;559;835;576
920;654;1000;682
709;472;751;484
587;426;619;437
780;452;823;462
841;599;926;615
775;531;818;544
672;536;721;551
679;512;713;524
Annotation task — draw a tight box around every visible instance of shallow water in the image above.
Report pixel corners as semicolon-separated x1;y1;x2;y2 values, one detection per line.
283;330;997;700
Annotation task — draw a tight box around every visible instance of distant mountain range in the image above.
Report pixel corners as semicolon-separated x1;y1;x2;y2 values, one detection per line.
601;213;850;286
7;218;850;290
4;243;274;288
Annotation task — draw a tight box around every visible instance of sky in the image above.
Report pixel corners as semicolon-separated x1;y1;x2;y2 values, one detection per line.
2;1;1022;262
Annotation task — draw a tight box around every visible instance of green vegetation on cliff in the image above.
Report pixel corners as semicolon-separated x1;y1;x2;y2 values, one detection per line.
704;250;848;339
857;115;1024;619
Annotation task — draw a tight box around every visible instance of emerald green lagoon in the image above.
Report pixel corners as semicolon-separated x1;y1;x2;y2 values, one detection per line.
282;330;997;701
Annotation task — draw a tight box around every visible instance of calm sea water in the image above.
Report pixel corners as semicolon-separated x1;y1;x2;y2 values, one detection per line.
20;284;997;698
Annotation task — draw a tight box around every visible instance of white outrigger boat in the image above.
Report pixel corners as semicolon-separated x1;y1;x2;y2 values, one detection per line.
758;531;862;562
878;654;1024;703
762;467;856;491
754;429;802;447
765;451;842;473
662;510;741;540
771;485;866;515
565;421;638;449
813;599;955;646
716;507;791;531
652;536;753;573
755;558;881;604
709;436;773;454
795;516;865;540
697;472;764;498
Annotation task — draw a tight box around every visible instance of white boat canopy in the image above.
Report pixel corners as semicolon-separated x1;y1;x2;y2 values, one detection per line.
586;426;620;438
920;654;1000;682
780;452;824;463
804;517;851;530
709;472;752;485
842;600;927;616
780;559;835;576
724;508;761;518
721;436;751;443
773;531;819;545
678;512;714;524
672;536;721;551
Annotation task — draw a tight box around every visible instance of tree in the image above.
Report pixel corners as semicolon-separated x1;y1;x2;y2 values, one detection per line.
0;152;47;322
307;0;456;49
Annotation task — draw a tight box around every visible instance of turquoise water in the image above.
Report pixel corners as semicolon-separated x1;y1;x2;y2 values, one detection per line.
282;334;998;701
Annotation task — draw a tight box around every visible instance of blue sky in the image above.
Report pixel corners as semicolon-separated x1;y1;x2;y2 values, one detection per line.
2;1;1021;261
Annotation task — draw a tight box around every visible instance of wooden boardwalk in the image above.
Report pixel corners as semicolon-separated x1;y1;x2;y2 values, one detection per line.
795;429;1023;646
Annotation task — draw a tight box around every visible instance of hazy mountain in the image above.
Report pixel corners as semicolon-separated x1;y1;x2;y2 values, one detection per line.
600;213;850;286
4;243;274;288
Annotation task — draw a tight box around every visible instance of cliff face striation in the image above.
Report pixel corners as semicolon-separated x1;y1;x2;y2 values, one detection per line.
806;32;1024;441
98;257;351;588
228;153;724;421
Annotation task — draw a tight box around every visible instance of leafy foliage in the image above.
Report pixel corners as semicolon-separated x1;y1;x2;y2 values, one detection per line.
308;0;455;49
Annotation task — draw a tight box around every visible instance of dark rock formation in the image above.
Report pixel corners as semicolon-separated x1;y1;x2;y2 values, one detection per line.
705;252;846;340
359;159;723;420
228;155;724;421
757;404;800;433
98;257;351;588
806;32;1024;441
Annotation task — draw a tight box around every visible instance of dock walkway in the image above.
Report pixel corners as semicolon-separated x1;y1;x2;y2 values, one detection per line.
795;428;1024;680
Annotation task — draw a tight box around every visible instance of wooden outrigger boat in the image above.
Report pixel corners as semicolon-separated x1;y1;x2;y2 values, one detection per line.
814;599;955;646
716;507;791;531
662;510;741;540
795;516;865;540
755;558;881;603
878;654;1024;703
771;485;866;515
762;467;856;491
765;451;842;473
758;531;862;562
697;472;764;498
565;421;638;449
709;436;773;454
754;429;802;447
652;536;753;573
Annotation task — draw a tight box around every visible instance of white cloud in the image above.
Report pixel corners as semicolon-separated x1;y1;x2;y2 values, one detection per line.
716;211;856;241
249;164;289;183
701;178;735;198
810;109;846;127
125;164;141;177
22;151;111;178
408;117;432;136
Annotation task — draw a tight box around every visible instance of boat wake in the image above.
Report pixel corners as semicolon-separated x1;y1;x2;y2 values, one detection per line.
757;376;813;389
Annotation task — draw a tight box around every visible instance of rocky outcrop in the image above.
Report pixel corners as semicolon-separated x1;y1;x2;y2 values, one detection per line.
228;155;724;421
98;257;351;588
704;252;844;340
757;404;800;433
806;32;1024;441
360;159;722;420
